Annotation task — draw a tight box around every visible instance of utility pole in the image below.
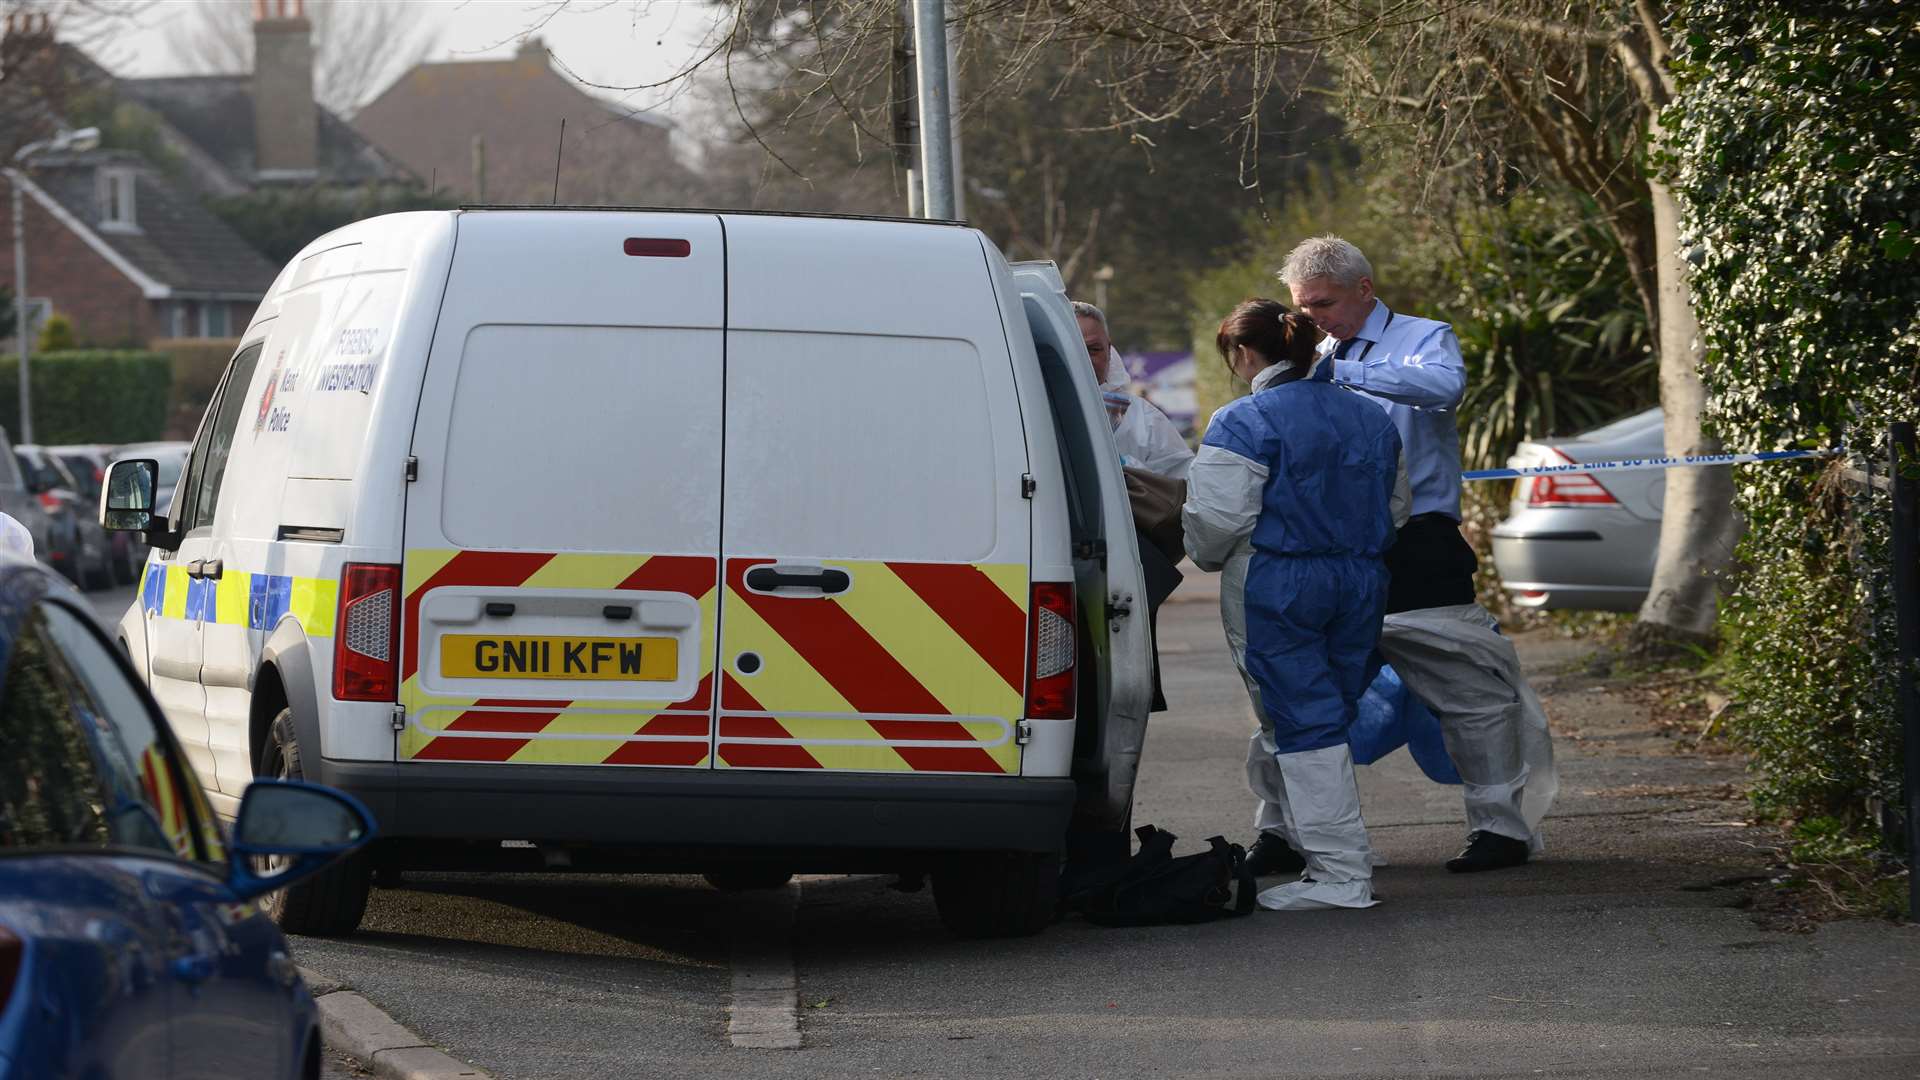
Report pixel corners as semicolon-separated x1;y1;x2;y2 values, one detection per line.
893;0;921;218
472;134;488;202
945;16;965;219
912;0;955;219
10;174;29;444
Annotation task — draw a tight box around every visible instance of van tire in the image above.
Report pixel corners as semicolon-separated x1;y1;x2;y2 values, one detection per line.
256;708;371;937
932;852;1060;938
702;869;794;892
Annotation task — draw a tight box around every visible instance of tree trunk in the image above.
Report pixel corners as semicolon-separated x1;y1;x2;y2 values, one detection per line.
1631;176;1741;648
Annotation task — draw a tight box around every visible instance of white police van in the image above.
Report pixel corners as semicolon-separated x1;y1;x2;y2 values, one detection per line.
102;209;1153;938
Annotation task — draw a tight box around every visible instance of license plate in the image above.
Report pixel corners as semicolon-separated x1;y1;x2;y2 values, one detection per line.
440;635;678;681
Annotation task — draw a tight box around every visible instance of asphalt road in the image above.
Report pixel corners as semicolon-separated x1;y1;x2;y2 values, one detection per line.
87;579;1920;1078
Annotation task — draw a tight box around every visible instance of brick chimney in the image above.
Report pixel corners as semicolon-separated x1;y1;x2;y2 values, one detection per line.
251;0;317;177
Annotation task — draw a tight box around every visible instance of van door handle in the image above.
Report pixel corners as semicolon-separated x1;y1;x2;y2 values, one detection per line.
745;566;851;594
197;559;223;580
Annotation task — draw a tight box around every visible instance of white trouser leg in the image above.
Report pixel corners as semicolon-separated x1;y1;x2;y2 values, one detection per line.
1257;743;1379;911
1246;727;1296;841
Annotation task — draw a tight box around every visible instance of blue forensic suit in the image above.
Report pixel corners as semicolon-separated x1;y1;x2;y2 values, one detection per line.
1184;360;1407;910
1186;363;1404;752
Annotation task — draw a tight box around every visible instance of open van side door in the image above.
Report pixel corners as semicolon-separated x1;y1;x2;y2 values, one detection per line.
1009;262;1154;839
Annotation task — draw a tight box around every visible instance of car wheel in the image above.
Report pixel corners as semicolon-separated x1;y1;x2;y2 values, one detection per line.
932;851;1060;939
256;707;371;936
702;869;794;891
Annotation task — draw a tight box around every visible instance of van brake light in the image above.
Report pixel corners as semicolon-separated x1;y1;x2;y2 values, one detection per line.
334;563;400;702
624;237;691;258
1025;582;1076;721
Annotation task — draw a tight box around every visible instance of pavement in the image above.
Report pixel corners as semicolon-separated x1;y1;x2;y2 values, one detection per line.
86;576;1920;1078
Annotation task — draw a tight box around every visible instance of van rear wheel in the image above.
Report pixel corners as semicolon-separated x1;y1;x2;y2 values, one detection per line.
932;852;1060;938
256;708;371;936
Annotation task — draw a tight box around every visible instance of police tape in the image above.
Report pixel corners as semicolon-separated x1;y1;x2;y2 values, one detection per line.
1461;447;1841;482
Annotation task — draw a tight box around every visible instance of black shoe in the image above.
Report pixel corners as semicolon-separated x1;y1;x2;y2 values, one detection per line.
1244;831;1307;877
1445;830;1530;873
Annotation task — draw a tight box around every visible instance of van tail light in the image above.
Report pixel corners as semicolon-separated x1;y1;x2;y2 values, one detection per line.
36;491;60;513
1025;582;1076;720
333;563;401;702
1526;449;1618;506
0;925;22;1017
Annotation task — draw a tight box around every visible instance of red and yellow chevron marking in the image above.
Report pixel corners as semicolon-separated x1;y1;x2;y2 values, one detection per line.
392;550;1031;775
398;550;719;766
716;558;1028;774
137;744;195;859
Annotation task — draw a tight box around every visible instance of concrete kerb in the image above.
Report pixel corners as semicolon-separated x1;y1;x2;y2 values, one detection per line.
301;967;493;1080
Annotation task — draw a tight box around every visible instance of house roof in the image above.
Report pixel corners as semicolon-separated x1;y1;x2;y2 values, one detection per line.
352;46;692;205
117;75;413;190
22;149;279;297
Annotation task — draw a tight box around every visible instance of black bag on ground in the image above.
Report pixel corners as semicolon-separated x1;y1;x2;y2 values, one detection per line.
1061;825;1256;926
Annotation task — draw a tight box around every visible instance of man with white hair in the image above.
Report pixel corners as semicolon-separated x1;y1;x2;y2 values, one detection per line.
1073;300;1193;480
1239;235;1547;877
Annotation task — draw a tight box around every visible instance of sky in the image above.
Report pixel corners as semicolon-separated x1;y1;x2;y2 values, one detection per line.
95;0;727;119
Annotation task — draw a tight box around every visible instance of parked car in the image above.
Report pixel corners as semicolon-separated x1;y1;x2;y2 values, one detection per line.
47;445;141;586
18;446;114;590
0;550;376;1080
104;208;1156;940
1491;407;1664;612
0;428;59;566
10;446;87;587
111;441;191;520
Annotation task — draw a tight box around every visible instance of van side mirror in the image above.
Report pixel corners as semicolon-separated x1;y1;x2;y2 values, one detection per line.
224;780;377;903
101;458;159;532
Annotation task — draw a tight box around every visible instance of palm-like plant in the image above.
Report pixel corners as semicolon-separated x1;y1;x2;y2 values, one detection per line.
1451;196;1655;470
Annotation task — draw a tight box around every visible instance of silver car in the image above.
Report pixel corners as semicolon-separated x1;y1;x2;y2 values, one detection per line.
1491;407;1664;612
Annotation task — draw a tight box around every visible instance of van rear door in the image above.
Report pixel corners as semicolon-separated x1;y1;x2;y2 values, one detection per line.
713;216;1033;776
1009;262;1154;836
397;212;724;767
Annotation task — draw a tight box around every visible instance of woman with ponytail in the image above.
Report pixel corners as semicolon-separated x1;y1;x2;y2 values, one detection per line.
1181;298;1410;911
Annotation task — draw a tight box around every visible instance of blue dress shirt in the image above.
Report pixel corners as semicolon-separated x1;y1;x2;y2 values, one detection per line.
1319;299;1466;520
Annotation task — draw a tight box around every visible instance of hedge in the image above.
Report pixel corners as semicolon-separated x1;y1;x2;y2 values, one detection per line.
0;350;171;446
1664;0;1918;832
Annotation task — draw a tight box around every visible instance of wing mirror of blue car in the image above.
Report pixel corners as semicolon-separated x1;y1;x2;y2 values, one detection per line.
225;780;377;903
101;458;178;549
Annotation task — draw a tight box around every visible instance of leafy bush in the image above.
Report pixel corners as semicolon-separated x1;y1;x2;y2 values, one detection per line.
36;314;75;352
1665;0;1917;831
0;350;170;445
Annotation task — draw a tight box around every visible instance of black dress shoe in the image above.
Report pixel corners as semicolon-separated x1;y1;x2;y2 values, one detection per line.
1445;830;1530;873
1244;831;1307;876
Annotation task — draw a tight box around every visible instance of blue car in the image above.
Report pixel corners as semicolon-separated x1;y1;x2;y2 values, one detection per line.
0;551;375;1080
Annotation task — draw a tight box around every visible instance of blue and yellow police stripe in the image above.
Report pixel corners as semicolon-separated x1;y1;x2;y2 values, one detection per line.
140;562;337;636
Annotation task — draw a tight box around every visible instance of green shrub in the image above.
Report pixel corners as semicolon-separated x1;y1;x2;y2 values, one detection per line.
36;314;76;352
0;350;170;445
1665;0;1917;834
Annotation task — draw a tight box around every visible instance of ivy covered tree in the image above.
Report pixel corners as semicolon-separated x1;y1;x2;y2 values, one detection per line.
1664;0;1918;828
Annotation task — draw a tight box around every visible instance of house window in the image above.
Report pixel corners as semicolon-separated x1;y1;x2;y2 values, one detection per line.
201;302;231;339
96;167;137;232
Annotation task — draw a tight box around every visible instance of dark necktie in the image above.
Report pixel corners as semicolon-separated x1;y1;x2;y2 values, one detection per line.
1332;337;1356;361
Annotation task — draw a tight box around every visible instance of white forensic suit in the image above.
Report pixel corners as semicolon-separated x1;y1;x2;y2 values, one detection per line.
1100;352;1193;480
